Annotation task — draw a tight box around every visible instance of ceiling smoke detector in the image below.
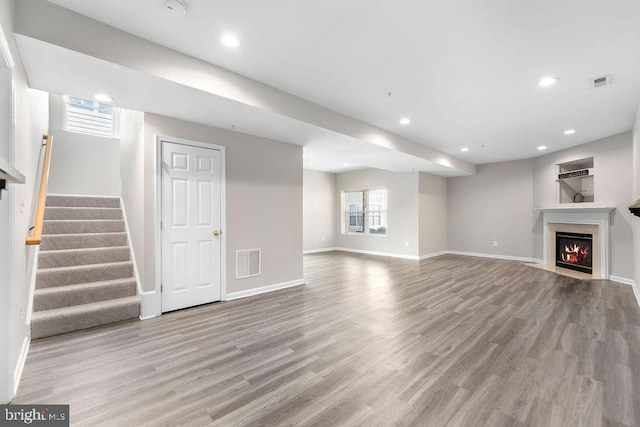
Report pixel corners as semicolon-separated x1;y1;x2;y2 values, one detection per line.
165;0;186;16
591;75;611;89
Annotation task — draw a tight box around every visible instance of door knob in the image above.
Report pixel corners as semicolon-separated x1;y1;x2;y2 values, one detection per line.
213;230;221;236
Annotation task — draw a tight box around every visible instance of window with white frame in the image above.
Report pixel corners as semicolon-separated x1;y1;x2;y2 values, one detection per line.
344;188;387;235
65;96;114;137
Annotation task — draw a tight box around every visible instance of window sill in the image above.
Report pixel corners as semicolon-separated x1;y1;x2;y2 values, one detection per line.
342;232;387;237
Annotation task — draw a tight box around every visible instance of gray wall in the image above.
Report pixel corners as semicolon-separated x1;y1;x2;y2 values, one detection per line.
303;169;336;252
419;172;448;256
632;110;640;293
448;159;535;259
336;169;419;257
532;132;634;279
47;95;121;196
143;114;303;296
0;0;49;401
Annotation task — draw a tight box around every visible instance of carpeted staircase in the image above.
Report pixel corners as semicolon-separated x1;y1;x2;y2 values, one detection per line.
31;195;141;339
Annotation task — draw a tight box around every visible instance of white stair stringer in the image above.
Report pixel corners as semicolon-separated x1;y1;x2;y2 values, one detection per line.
31;195;140;340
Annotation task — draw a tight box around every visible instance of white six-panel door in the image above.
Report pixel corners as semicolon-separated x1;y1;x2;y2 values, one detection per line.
161;141;222;312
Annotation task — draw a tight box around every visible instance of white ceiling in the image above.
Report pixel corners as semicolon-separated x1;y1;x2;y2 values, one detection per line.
24;0;640;169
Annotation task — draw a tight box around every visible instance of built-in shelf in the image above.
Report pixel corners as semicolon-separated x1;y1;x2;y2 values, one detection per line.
556;157;594;204
630;200;640;217
0;155;25;199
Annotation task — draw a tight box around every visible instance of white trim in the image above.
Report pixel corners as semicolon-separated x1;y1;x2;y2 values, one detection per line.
419;251;448;260
609;275;636;286
335;247;420;260
24;246;39;326
13;337;29;396
0;21;15;69
119;199;152;319
303;247;338;254
156;135;227;313
446;251;537;263
226;279;305;301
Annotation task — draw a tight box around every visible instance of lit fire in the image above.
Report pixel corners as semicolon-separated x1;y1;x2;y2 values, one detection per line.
561;243;590;265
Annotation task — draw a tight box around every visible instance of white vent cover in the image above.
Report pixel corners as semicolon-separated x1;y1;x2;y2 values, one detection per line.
590;75;611;88
236;249;261;279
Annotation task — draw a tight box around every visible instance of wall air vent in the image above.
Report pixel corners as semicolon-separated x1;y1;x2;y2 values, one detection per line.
591;75;611;89
236;249;261;279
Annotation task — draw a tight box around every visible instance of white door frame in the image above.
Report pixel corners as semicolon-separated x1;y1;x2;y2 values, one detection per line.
155;135;227;310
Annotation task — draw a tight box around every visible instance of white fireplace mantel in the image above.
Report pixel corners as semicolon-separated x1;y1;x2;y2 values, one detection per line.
537;206;615;279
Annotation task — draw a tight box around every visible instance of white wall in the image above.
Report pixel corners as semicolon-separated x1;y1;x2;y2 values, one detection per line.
303;169;336;252
532;132;634;279
336;169;419;258
142;114;303;302
0;0;49;403
447;159;535;259
47;95;121;196
419;172;448;257
119;109;145;289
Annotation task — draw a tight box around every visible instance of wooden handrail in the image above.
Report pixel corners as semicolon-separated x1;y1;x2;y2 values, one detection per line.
26;135;53;245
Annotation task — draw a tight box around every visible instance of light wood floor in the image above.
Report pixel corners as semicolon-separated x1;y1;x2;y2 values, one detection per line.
13;252;640;426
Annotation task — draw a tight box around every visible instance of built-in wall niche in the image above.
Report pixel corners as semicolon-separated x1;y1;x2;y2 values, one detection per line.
556;157;594;204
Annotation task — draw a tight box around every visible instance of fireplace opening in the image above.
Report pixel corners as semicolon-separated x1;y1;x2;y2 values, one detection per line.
555;231;593;274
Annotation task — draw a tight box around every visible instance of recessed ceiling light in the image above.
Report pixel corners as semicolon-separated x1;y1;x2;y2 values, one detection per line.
343;163;350;167
165;0;186;16
460;147;469;152
538;76;558;87
93;93;114;103
220;34;242;48
538;145;547;150
399;118;411;125
564;129;576;135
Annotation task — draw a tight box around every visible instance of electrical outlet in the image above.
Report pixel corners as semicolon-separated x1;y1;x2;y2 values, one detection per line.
19;197;25;213
20;303;24;320
493;241;498;247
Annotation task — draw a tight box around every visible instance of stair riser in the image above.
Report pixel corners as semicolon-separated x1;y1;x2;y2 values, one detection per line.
37;264;134;289
43;221;125;235
38;247;131;269
45;207;122;220
31;301;140;340
34;281;137;311
46;196;120;208
40;233;128;251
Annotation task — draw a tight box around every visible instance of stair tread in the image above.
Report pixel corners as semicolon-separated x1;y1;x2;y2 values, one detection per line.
44;219;124;222
39;245;129;255
37;260;134;273
31;295;141;320
34;277;137;296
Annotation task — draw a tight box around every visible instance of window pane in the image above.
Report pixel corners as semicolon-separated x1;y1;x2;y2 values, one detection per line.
368;189;387;234
345;191;364;232
368;189;387;211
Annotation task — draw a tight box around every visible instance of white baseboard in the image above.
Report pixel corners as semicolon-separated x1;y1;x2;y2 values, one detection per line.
303;247;337;255
335;247;420;260
13;336;30;397
609;275;636;286
419;251;448;260
226;279;305;301
446;251;537;263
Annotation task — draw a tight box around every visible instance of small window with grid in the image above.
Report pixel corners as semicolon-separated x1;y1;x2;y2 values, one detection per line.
65;96;114;137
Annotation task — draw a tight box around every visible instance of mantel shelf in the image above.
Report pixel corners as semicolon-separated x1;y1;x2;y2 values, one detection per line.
535;205;616;214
